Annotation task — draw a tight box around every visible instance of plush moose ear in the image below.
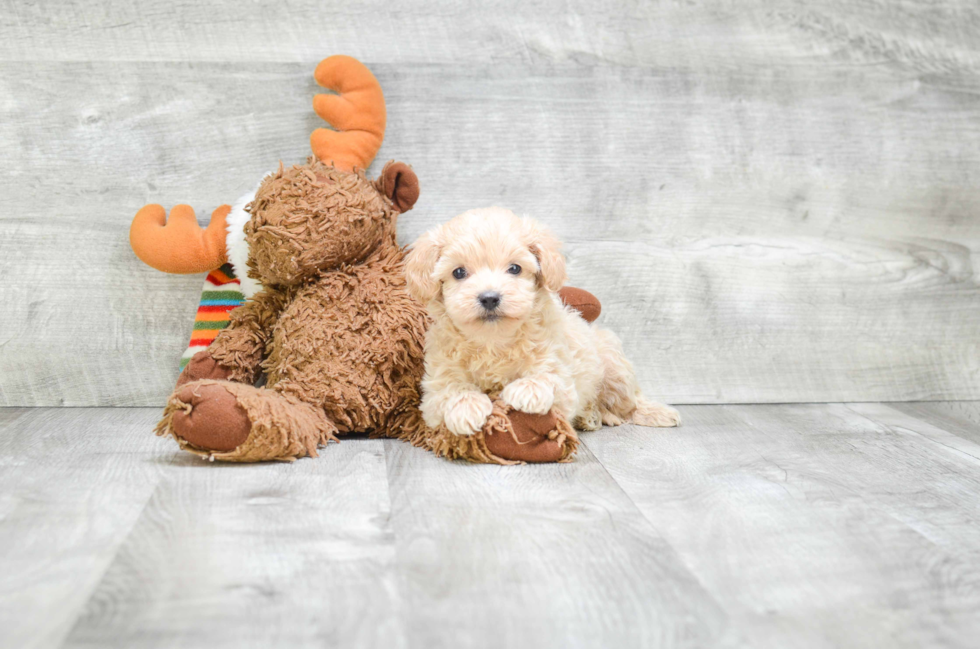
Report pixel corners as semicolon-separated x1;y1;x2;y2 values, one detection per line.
377;161;420;213
527;223;567;293
404;229;443;304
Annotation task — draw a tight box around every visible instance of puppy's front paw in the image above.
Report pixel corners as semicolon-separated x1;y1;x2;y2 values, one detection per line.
501;377;555;415
444;392;494;436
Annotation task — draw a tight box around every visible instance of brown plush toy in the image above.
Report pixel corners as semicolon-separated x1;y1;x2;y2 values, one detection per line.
132;56;600;464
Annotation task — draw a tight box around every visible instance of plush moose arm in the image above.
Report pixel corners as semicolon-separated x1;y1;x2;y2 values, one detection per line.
177;289;287;387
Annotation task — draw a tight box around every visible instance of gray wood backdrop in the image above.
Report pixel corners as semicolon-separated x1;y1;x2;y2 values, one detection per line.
1;0;978;407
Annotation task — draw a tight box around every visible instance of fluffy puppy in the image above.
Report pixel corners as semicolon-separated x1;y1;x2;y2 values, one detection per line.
405;207;680;438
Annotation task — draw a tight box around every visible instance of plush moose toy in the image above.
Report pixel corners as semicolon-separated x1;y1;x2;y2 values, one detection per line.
130;55;601;464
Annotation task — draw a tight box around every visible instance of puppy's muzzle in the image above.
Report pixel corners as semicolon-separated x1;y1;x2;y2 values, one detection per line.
478;291;502;318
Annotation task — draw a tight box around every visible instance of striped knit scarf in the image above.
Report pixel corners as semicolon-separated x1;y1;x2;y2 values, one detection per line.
179;263;245;369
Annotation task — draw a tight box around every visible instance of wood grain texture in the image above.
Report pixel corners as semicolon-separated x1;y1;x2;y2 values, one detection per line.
61;438;400;649
584;403;980;648
381;438;725;649
3;403;980;647
890;401;980;447
0;408;173;649
2;0;979;71
1;1;979;405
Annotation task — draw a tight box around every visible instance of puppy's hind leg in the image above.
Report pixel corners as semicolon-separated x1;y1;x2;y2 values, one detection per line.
631;397;681;427
573;400;602;431
594;328;681;428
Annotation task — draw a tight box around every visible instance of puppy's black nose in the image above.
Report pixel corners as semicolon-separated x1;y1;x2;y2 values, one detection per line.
478;291;501;311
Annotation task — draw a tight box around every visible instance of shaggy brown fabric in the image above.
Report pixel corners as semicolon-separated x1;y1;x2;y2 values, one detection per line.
156;160;433;461
245;160;398;288
155;159;586;465
159;379;338;462
208;289;291;385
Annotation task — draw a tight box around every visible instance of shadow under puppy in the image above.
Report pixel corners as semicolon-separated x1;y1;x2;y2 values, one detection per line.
405;207;681;437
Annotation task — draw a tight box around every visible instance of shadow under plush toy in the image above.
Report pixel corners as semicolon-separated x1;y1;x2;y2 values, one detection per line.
129;55;602;464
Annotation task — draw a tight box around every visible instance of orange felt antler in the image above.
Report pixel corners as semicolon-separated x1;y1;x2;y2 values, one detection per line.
311;55;386;172
130;204;229;273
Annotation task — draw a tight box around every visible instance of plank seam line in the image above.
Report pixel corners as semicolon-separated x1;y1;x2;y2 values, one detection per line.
844;404;980;465
55;446;181;649
575;435;727;613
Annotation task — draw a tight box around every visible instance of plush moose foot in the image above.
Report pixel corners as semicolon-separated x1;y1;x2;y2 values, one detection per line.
157;380;338;462
171;382;251;451
425;397;578;465
483;408;577;463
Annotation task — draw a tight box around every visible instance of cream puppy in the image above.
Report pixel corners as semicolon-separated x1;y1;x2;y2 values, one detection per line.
405;207;680;438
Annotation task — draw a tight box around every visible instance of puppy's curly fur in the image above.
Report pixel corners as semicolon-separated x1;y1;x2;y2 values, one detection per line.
405;207;681;437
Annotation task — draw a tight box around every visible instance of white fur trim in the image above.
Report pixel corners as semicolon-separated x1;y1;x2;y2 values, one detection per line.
225;178;268;298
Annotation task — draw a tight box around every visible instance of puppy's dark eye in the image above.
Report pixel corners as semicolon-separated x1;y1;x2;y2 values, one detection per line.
452;267;467;280
507;264;522;275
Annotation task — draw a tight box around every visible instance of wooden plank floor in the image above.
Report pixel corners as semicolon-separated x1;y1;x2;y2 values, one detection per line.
2;403;979;648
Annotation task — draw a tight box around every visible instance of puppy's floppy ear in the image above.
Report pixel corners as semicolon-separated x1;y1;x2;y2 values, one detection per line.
405;228;443;303
526;222;567;293
376;161;420;213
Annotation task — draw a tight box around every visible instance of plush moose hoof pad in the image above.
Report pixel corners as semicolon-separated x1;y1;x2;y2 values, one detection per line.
484;409;569;463
173;383;252;452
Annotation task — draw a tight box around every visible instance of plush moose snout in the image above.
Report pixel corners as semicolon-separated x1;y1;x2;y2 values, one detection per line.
244;159;394;286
